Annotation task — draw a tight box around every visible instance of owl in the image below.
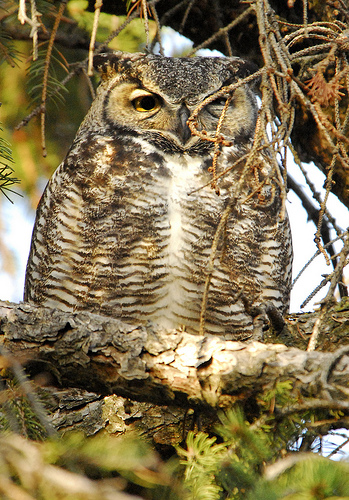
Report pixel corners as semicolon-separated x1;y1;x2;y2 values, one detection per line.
24;52;292;340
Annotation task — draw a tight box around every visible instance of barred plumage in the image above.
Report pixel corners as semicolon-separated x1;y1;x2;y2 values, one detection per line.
24;52;292;340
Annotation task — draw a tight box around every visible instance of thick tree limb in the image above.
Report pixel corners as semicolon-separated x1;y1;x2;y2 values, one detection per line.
1;300;349;411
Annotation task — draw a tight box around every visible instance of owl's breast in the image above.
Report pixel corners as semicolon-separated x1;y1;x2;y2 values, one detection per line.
144;152;219;329
102;142;224;332
25;135;291;339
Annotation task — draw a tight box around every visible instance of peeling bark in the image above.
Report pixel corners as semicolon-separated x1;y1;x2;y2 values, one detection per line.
1;300;349;409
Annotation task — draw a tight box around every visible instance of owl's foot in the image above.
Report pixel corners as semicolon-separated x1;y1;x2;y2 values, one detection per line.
251;302;285;341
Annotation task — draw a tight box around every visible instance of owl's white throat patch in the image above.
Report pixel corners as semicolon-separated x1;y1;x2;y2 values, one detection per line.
155;154;207;329
166;155;202;256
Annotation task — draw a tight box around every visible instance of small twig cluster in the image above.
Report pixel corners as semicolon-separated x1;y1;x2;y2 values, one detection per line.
250;1;349;305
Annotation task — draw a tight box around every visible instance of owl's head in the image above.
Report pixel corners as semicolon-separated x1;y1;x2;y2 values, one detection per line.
90;52;258;151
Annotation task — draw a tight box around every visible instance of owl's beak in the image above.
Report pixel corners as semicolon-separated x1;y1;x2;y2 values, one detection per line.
177;104;191;144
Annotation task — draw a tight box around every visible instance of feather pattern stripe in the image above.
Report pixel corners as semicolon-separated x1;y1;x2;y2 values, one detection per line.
24;52;292;340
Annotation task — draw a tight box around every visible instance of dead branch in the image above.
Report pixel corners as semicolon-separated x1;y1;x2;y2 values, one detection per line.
1;300;349;411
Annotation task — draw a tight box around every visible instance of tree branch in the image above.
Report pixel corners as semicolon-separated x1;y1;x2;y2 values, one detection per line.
1;300;349;411
3;24;91;51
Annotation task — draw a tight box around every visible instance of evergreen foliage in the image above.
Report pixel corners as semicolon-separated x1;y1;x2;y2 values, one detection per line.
0;25;21;67
176;409;349;500
27;47;69;108
0;124;20;202
2;394;349;500
177;431;227;499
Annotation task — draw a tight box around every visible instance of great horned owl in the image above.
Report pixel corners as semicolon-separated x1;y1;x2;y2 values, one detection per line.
24;52;292;340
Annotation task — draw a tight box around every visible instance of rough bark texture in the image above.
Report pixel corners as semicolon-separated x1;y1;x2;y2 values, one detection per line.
1;299;349;446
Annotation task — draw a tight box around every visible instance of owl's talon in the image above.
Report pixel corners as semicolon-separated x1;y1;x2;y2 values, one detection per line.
251;301;286;340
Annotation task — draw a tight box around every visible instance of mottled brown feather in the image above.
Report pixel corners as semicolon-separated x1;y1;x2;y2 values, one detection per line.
24;52;292;340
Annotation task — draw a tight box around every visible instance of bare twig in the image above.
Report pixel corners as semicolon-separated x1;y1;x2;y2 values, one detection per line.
199;201;233;335
188;6;254;56
18;0;41;59
40;0;67;156
87;0;103;76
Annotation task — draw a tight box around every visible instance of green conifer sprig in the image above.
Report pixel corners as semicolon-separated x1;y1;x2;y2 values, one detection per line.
0;127;20;202
27;46;69;108
176;409;271;500
177;432;227;500
0;26;21;67
177;408;349;500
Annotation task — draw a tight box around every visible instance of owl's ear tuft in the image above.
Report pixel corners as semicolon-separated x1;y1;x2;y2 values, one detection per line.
93;51;146;80
226;58;260;86
93;52;122;79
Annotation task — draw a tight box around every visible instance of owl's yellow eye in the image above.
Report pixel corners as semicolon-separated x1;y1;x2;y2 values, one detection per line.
132;95;160;112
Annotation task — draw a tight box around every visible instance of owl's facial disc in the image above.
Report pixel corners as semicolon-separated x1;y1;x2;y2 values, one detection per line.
107;82;255;148
106;84;196;146
130;89;191;144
